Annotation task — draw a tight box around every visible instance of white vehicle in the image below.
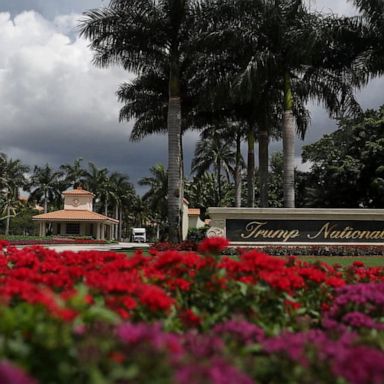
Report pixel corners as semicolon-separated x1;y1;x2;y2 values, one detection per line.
132;228;146;243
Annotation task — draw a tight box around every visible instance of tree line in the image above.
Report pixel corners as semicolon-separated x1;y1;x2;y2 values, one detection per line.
1;104;383;237
0;156;140;238
79;0;384;241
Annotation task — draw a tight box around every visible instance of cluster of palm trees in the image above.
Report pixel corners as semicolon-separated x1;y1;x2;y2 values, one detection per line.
0;154;142;237
78;0;383;241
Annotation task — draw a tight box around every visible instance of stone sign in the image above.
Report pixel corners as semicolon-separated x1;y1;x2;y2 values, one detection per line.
226;219;384;243
207;208;384;245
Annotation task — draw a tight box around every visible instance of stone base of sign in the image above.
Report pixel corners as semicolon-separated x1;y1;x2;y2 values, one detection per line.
207;208;384;245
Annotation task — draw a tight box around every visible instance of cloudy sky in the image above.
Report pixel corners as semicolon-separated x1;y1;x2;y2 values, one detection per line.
0;0;383;193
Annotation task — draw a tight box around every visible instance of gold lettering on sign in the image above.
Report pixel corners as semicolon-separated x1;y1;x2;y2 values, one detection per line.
241;221;300;242
307;222;384;240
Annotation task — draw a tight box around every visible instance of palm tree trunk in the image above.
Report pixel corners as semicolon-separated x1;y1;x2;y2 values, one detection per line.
179;133;184;241
5;205;10;236
44;190;48;213
217;159;222;206
167;59;182;242
283;72;295;208
258;128;269;208
105;195;108;216
114;204;119;240
118;207;123;241
235;132;242;207
247;126;255;207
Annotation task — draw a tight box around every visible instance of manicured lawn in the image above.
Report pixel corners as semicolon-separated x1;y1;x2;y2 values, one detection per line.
123;249;384;267
297;256;384;267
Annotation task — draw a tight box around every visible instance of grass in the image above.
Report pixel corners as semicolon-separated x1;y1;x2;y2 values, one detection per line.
296;256;384;267
122;250;384;267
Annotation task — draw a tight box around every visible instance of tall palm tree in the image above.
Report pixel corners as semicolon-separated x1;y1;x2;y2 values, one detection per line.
80;0;200;242
227;0;363;207
28;164;65;213
259;1;364;207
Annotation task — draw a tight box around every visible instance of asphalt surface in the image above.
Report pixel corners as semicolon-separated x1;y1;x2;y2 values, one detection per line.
18;242;149;252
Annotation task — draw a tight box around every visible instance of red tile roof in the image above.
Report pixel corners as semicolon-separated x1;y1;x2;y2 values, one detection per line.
188;208;201;215
63;188;94;196
32;210;118;223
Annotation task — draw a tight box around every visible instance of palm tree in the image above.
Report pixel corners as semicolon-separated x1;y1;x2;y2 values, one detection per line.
60;158;87;188
191;129;237;206
196;0;365;209
349;0;384;76
138;164;168;225
0;155;29;235
226;0;363;207
80;0;200;242
118;68;170;142
258;1;364;207
28;164;65;213
109;172;135;240
185;172;233;214
84;162;109;213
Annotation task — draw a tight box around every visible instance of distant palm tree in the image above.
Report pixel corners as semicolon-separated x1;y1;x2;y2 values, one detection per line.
185;172;233;213
0;154;29;235
139;164;168;225
191;131;236;206
109;172;135;240
84;162;109;213
28;164;65;213
60;158;87;188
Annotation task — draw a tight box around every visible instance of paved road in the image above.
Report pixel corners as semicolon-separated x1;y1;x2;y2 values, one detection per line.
18;242;149;252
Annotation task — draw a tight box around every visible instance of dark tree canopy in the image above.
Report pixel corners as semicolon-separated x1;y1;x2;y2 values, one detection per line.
300;105;384;208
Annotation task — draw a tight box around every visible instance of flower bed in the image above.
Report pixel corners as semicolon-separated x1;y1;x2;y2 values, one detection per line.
0;238;384;383
0;236;108;246
151;241;384;256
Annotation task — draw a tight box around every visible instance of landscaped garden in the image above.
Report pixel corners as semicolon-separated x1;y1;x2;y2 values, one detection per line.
0;237;384;383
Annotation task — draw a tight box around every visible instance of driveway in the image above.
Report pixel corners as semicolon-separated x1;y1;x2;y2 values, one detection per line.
17;242;150;252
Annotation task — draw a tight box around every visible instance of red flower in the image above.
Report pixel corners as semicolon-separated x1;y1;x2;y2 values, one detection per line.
109;351;126;363
284;299;301;311
0;240;9;250
138;285;174;312
179;309;202;328
352;261;365;268
198;237;229;255
325;276;346;288
55;308;78;322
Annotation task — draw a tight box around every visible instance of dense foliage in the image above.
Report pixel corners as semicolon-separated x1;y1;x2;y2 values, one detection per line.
1;239;384;383
300;105;384;208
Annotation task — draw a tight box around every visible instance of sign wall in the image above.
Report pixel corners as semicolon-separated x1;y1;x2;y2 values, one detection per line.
226;219;384;243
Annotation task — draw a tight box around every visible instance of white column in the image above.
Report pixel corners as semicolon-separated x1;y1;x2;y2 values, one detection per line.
39;222;44;237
